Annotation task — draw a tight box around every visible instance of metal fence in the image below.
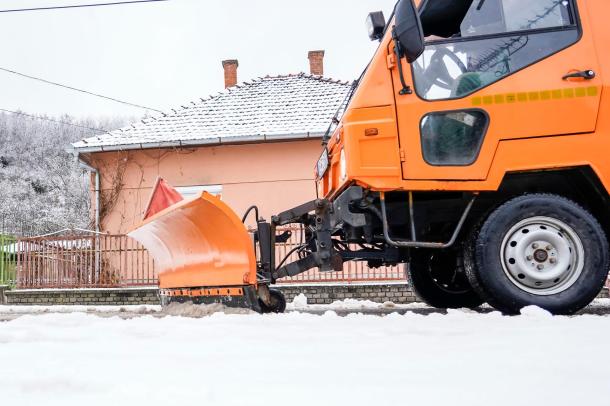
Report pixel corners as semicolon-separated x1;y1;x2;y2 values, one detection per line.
8;226;404;289
14;232;156;289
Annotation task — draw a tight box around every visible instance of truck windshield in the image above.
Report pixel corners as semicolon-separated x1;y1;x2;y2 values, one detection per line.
413;0;577;100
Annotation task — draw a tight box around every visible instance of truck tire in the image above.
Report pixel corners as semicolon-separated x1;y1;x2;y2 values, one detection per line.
464;194;609;315
409;248;484;309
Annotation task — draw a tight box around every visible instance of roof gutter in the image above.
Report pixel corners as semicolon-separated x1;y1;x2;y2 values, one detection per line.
70;131;326;154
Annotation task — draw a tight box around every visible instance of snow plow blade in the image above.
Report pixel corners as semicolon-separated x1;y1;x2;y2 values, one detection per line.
128;188;262;311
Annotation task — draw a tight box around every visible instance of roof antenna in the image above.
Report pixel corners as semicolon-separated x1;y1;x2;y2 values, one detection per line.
476;0;486;11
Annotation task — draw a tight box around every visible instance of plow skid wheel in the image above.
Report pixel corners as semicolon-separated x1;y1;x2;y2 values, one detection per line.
129;191;257;290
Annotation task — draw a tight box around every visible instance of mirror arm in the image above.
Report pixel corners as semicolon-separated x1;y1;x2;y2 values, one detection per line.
392;28;413;96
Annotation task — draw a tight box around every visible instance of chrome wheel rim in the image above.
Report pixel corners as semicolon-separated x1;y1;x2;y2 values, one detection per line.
500;216;584;295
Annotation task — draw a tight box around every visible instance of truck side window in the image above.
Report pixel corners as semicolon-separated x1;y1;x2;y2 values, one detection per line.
420;110;488;166
413;0;578;101
461;0;572;37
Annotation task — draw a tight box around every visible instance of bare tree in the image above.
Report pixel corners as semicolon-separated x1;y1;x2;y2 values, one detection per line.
0;112;131;235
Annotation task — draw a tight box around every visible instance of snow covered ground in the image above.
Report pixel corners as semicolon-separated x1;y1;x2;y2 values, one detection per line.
1;299;610;406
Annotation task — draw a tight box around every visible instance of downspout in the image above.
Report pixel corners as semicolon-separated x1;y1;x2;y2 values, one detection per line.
76;155;101;281
77;157;100;233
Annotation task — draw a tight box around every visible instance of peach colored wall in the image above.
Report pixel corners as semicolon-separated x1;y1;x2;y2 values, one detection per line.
88;139;323;233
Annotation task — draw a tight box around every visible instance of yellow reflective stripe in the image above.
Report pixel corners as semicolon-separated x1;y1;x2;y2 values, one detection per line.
472;86;599;106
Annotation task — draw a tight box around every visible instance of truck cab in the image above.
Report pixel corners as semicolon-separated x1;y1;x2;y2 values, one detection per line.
312;0;610;314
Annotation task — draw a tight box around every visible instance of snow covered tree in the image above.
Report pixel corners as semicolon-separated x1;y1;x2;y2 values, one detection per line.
0;112;131;235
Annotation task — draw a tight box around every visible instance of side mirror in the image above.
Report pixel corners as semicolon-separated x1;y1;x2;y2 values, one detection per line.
394;0;425;63
366;11;386;41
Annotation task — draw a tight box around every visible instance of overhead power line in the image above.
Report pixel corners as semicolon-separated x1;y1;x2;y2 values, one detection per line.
0;66;163;113
0;108;107;132
0;0;169;14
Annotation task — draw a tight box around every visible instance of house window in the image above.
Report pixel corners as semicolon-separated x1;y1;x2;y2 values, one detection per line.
413;0;579;100
175;185;223;199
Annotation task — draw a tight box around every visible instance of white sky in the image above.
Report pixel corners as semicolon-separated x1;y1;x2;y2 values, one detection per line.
0;0;397;119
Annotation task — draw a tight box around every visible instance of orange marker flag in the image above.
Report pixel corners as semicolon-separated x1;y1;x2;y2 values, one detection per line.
142;177;183;220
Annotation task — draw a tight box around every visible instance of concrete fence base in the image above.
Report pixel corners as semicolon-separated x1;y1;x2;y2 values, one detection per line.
4;287;159;306
3;284;415;306
2;284;608;307
273;283;417;304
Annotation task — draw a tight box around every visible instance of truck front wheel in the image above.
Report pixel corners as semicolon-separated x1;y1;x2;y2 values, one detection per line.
408;248;484;309
464;194;609;315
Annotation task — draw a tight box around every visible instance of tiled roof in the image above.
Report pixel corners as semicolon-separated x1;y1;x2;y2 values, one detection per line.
72;73;352;153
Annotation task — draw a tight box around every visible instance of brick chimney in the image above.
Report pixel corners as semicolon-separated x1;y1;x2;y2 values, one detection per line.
308;50;325;76
222;59;239;88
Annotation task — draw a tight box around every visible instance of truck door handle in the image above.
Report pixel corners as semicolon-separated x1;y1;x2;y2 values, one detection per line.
562;70;596;80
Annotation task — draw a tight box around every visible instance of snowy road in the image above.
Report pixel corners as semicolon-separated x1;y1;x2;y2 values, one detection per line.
1;300;610;406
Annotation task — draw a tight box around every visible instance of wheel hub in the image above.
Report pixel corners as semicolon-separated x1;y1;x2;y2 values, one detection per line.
533;249;548;263
500;216;584;295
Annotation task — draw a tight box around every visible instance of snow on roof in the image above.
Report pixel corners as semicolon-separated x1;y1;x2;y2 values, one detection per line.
72;73;353;153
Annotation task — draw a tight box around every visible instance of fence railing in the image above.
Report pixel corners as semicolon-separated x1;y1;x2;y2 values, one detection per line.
8;227;404;289
14;233;156;289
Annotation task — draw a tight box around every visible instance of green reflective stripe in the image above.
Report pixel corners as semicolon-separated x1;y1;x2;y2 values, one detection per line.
472;86;600;106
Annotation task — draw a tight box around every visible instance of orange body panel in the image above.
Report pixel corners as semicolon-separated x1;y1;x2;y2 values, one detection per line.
320;0;610;199
128;192;257;289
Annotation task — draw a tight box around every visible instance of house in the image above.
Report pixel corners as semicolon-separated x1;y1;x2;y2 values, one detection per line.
71;51;352;234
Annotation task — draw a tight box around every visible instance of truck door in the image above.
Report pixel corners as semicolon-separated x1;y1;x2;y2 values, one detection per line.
392;0;602;181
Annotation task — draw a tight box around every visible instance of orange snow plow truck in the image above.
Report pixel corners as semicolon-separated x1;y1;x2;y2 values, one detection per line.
130;0;610;315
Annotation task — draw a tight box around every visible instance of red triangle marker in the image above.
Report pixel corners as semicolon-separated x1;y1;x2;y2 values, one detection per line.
143;177;184;220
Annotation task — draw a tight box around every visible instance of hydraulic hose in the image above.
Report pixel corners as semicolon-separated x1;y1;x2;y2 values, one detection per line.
241;205;260;223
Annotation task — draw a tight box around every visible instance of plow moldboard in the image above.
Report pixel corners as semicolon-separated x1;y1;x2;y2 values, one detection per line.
129;192;257;289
